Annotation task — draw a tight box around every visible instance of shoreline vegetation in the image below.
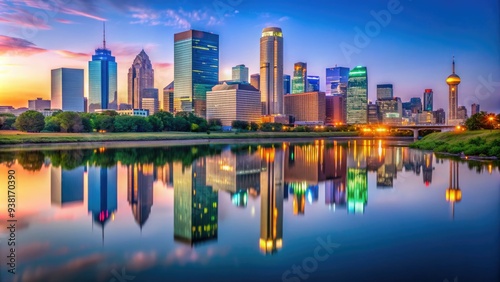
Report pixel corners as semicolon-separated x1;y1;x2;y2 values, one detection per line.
410;130;500;160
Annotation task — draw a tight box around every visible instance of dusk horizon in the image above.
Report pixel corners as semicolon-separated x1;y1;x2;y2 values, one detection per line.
1;0;499;112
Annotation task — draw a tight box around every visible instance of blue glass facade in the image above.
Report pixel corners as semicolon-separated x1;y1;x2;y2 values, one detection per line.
89;48;117;113
174;30;219;117
88;165;117;226
306;75;320;92
292;62;307;94
325;67;349;96
283;74;291;95
51;68;84;112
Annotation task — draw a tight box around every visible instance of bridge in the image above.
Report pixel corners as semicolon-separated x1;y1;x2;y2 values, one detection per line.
389;125;457;139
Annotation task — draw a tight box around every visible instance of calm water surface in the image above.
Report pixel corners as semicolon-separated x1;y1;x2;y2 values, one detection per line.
0;140;499;282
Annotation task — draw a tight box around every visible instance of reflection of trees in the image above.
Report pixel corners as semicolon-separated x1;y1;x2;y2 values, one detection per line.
44;150;92;170
0;152;15;167
16;151;45;172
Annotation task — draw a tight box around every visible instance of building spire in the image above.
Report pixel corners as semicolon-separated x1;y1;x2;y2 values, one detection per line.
452;56;455;74
103;21;106;49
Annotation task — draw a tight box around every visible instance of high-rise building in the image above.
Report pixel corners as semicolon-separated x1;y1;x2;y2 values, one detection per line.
128;50;154;109
284;91;326;125
306;75;320;92
403;97;423;113
423;89;433;112
87;165;117;238
446;57;461;122
377;98;402;125
28;98;51;111
127;164;154;229
250;73;260;90
89;24;117;113
471;103;480;116
163;81;174;113
346;66;368;124
51;166;84;206
367;102;379;124
174;30;219;117
325;95;344;125
51;68;84;112
141;88;159;115
326;66;349;96
260;27;284;115
206;82;261;127
283;74;291;95
232;64;249;83
376;84;393;100
433;108;446;124
457;105;467;120
292;62;307;94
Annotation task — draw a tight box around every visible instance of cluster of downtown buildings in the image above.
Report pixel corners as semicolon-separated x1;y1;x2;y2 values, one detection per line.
46;142;442;253
2;26;478;126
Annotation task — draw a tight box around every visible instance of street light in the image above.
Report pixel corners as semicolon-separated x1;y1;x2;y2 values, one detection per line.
488;116;494;132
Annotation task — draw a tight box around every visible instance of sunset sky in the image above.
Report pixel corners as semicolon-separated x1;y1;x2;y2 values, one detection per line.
0;0;499;111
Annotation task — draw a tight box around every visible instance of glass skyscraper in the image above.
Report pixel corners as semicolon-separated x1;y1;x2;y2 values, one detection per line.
283;74;291;95
346;66;368;124
260;27;284;115
376;84;393;100
325;66;349;96
88;29;117;113
292;62;307;94
128;50;154;109
174;30;219;118
232;64;249;83
306;75;320;92
51;68;84;112
423;89;433;111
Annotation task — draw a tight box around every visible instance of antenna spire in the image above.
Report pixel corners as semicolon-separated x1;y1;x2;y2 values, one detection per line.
452;56;455;74
103;21;106;49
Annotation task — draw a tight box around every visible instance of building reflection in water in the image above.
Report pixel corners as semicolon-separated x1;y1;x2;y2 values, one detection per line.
376;144;403;189
422;153;433;186
445;160;461;219
346;141;368;214
206;146;261;208
325;143;347;210
155;163;173;188
87;165;117;242
173;158;218;246
259;147;284;254
127;164;154;229
51;166;84;207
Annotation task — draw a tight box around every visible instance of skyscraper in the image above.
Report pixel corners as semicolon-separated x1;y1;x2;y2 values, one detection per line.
471;103;480;116
250;73;260;90
283;74;291;95
141;88;159;114
163;81;174;113
128;50;154;109
260;27;284;115
232;64;249;83
174;30;219;118
306;75;320;92
446;57;461;122
376;84;393;100
89;24;117;113
326;66;349;96
423;89;433;111
292;62;307;94
346;66;368;124
51;68;84;112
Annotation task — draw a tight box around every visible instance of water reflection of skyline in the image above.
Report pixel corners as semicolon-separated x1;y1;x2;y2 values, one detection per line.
31;140;481;251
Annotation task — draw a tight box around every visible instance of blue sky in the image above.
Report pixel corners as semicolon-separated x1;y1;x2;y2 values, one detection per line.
1;0;499;111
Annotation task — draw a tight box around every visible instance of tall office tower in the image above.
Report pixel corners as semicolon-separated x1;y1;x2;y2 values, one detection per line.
51;68;84;111
232;64;249;83
89;24;117;113
376;84;393;100
174;30;219;117
128;50;154;109
173;158;218;245
163;81;174;112
325;95;344;125
250;73;260;90
346;66;368;124
403;97;423;113
127;164;154;229
260;27;284;115
87;165;117;238
141;88;159;114
51;166;84;206
446;57;461;122
306;75;320;92
292;62;307;94
367;102;379;124
283;74;291;95
260;147;284;254
326;66;350;123
471;103;480;116
28;98;51;111
433;108;446;124
423;89;433;111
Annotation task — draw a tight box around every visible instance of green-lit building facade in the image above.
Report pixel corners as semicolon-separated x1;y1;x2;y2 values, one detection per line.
346;66;368;124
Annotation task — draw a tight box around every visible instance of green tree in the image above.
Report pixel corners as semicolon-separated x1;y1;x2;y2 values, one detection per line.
58;111;84;133
0;113;16;130
94;114;115;132
79;113;94;132
232;120;249;130
148;115;164;132
114;115;137;132
14;110;45;132
43;116;61;132
134;117;153;132
172;117;190;131
249;122;259;131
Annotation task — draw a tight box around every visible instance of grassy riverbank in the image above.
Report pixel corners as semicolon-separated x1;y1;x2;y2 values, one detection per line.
410;130;500;158
0;130;362;145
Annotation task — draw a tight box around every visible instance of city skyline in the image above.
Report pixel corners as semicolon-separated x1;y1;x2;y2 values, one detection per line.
1;1;498;113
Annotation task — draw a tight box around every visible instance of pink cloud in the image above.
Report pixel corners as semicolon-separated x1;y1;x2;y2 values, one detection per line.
54;50;90;59
0;35;47;56
154;62;173;69
0;7;52;30
55;18;74;24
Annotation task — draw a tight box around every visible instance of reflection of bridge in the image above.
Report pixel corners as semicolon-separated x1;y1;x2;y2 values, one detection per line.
388;125;456;139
